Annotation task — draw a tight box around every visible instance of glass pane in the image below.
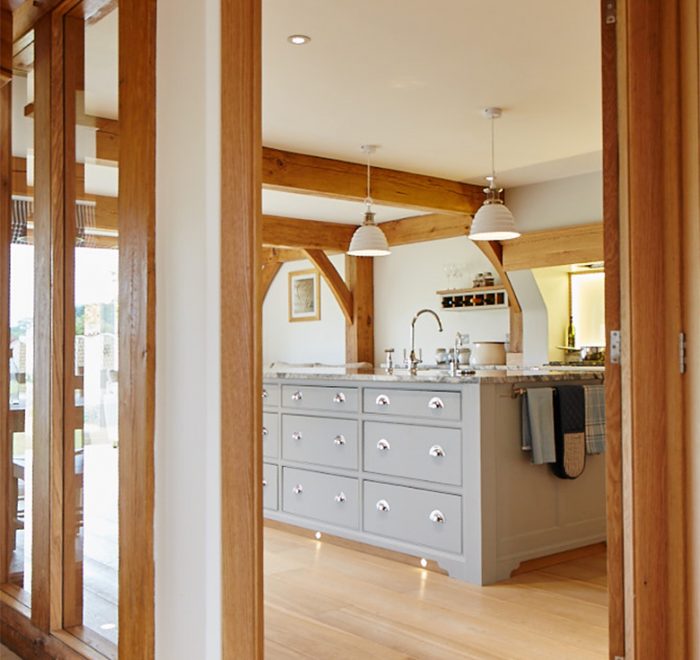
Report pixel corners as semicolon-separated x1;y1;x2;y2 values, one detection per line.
64;4;119;646
7;59;35;601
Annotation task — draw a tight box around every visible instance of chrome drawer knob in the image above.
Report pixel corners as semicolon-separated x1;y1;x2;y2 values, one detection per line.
376;439;390;452
334;492;347;503
291;391;303;401
375;394;391;407
262;388;268;399
376;499;391;513
262;426;268;437
333;392;346;404
292;431;302;441
334;434;346;446
262;479;268;487
429;509;446;524
429;445;445;458
428;397;445;410
292;484;303;495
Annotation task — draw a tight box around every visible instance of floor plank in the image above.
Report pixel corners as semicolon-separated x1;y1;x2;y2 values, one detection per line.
264;527;608;659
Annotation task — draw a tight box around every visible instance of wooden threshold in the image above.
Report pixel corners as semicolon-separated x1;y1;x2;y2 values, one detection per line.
264;519;448;576
510;541;607;578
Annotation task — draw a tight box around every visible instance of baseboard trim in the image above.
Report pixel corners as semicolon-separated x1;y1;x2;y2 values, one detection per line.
509;541;607;577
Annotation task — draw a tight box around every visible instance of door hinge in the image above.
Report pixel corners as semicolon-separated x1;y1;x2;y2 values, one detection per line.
610;330;621;364
680;332;687;374
605;0;617;24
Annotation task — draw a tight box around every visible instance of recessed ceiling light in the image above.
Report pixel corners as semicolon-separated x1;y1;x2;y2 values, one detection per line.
288;34;311;45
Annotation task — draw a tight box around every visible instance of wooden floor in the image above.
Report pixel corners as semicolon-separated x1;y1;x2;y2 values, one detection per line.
264;527;608;659
0;643;21;659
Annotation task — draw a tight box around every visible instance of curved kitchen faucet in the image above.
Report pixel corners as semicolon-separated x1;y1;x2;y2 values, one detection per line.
409;308;444;375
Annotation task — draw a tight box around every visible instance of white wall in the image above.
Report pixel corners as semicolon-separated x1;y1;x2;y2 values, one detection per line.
263;256;346;366
507;171;603;232
374;237;510;366
155;0;221;657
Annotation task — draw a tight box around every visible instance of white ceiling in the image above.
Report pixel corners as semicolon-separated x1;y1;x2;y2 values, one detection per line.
263;190;425;224
262;0;602;189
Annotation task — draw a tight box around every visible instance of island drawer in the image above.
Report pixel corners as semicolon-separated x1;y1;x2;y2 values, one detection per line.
282;384;358;413
363;388;461;422
262;412;279;458
363;482;462;554
262;384;280;407
282;467;359;529
263;463;278;511
282;415;358;469
363;422;462;486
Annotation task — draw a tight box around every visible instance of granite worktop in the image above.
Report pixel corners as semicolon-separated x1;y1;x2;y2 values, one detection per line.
263;366;605;385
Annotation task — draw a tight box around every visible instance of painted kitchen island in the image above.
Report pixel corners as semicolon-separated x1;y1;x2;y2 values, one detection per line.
262;368;606;585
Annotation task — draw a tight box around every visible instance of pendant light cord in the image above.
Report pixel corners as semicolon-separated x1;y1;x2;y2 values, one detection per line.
365;149;373;210
490;115;496;189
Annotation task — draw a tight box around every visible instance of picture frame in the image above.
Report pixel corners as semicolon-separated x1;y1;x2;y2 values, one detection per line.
288;269;321;322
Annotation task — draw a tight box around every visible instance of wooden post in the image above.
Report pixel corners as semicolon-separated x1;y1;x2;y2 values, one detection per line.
345;256;374;365
221;0;264;656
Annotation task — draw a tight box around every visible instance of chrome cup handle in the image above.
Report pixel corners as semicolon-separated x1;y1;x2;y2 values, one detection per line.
428;397;444;410
292;484;303;495
375;394;391;407
429;509;446;524
262;426;268;437
262;388;268;399
376;439;390;452
334;434;346;446
292;431;302;441
334;492;347;503
262;479;268;487
428;445;445;458
291;390;303;401
333;392;346;404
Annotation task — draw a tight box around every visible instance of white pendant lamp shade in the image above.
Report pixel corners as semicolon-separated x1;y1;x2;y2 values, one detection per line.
469;192;520;241
468;107;520;242
348;211;391;256
347;144;391;257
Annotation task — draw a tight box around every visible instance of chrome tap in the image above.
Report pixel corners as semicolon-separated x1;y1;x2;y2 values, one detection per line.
409;309;444;376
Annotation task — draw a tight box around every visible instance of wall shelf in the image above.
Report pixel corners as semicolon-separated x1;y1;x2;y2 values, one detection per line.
437;286;509;311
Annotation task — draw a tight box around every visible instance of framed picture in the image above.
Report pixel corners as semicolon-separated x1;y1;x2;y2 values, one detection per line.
288;269;321;322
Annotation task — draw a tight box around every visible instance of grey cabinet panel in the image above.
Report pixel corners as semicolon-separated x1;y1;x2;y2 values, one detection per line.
363;388;461;422
282;467;359;529
262;384;280;407
363;481;462;553
282;384;358;413
263;412;279;458
263;463;278;511
282;415;358;469
364;421;462;486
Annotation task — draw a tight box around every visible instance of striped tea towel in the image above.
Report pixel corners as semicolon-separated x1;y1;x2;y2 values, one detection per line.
520;388;556;465
584;384;606;454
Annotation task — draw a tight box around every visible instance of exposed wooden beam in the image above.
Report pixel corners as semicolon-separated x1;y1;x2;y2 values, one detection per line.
260;262;282;304
262;214;354;251
345;256;374;365
262;147;483;215
501;223;604;271
10;0;114;43
304;249;353;323
380;213;470;246
474;240;523;353
0;9;11;86
261;246;308;264
263;213;471;253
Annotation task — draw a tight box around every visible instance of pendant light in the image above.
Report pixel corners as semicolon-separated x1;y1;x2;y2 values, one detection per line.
468;107;520;241
347;145;391;257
